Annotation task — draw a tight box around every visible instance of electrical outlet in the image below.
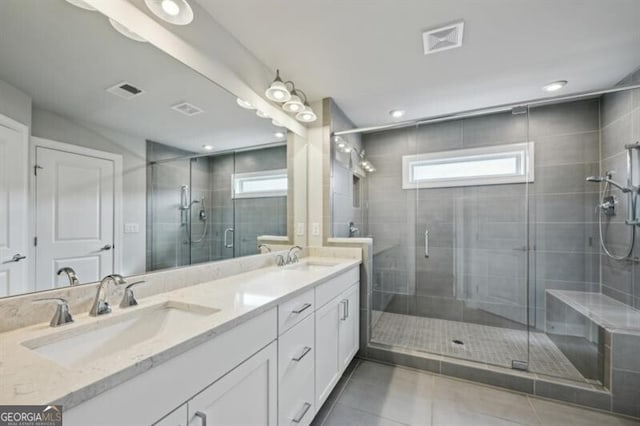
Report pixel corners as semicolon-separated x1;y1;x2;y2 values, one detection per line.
296;222;305;236
124;223;139;233
312;223;320;236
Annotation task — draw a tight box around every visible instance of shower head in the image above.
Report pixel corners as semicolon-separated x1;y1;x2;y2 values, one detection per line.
586;176;604;183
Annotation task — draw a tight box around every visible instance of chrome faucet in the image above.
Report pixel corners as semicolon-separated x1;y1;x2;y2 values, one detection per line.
258;243;272;253
33;297;74;327
119;280;146;308
57;267;80;286
348;222;360;237
90;274;126;316
287;246;303;264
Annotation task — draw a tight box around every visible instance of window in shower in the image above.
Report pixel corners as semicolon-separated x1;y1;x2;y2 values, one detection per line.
402;142;534;189
232;169;288;199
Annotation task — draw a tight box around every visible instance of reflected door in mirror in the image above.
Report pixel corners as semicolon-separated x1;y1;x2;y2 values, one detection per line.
35;145;116;290
0;120;28;296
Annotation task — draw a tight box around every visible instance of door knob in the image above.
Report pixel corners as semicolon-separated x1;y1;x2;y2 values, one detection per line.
100;244;113;251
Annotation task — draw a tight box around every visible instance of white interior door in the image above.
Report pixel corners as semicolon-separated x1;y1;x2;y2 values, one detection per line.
35;146;116;290
0;120;28;296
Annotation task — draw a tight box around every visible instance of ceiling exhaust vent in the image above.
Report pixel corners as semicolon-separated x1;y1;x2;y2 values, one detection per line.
422;21;464;55
171;102;204;116
106;81;144;99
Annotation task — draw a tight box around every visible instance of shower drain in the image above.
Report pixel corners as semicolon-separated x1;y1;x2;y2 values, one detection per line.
452;339;465;346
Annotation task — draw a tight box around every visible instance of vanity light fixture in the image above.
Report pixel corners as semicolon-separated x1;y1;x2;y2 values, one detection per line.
109;19;147;43
272;119;285;127
333;136;375;173
266;70;317;123
265;70;291;102
64;0;96;11
390;109;406;119
296;104;317;123
256;109;269;119
542;80;568;92
282;91;305;113
236;98;255;110
144;0;194;25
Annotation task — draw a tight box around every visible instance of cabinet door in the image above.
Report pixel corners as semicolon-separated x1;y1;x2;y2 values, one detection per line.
315;298;341;409
339;284;360;370
187;341;277;426
154;404;187;426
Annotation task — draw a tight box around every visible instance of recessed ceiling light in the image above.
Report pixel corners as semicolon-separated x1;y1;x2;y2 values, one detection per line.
274;132;285;139
202;145;213;150
542;80;568;92
236;98;255;110
390;109;405;119
144;0;194;25
64;0;96;11
109;19;147;43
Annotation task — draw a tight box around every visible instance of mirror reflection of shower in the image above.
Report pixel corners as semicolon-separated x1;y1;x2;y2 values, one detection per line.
179;184;208;245
586;142;640;260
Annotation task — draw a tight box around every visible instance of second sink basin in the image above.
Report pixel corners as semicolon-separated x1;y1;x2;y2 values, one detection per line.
284;260;341;272
22;300;220;369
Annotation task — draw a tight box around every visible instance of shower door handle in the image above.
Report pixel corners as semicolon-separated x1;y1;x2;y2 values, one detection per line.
224;227;234;248
424;229;429;258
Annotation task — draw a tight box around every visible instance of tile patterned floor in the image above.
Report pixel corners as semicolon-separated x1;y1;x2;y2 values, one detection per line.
371;311;585;382
312;360;639;426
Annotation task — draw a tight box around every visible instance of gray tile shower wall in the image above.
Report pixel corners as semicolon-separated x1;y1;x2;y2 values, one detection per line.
600;83;640;309
363;99;601;332
146;141;195;271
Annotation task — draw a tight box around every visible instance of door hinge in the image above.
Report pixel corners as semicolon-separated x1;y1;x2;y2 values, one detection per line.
34;236;38;247
34;164;43;176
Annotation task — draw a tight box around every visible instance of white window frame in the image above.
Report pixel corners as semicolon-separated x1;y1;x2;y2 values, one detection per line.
232;169;288;199
402;142;534;189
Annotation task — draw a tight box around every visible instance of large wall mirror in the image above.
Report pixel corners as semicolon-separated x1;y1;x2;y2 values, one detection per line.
0;0;294;298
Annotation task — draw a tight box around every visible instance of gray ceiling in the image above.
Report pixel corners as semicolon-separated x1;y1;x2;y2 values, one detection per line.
199;0;640;127
0;0;282;153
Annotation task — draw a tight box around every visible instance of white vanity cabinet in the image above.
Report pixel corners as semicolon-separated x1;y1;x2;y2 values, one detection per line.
314;268;360;410
186;342;277;426
64;265;361;426
65;309;278;426
278;314;315;426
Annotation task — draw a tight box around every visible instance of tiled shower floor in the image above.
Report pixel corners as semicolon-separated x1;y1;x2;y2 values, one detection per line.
371;311;586;382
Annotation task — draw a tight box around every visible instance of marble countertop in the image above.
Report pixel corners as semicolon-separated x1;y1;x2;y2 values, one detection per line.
0;256;360;408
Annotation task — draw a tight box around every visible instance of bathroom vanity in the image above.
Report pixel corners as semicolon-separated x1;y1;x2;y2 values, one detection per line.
0;255;360;426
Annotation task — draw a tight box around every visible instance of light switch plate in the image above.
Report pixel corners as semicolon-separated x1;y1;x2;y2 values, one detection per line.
296;222;305;236
124;223;139;233
311;223;320;236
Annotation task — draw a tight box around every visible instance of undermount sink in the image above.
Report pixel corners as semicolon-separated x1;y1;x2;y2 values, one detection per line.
22;301;220;368
284;261;340;272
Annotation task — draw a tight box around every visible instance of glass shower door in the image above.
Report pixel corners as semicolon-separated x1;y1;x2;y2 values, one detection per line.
412;111;532;370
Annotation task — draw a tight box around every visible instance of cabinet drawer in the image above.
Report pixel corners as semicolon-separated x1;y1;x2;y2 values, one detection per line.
315;267;359;309
278;314;315;426
279;288;314;334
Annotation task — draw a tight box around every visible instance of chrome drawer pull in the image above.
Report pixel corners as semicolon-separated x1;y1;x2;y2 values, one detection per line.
194;411;207;426
292;402;312;423
292;346;312;362
292;302;311;314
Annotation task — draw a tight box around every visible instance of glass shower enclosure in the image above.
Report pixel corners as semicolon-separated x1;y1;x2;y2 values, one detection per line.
360;93;618;385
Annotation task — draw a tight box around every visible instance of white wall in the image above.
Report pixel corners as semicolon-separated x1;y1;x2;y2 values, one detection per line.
0;78;31;126
31;107;147;275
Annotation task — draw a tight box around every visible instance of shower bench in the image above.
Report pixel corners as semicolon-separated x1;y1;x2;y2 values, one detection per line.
546;289;640;399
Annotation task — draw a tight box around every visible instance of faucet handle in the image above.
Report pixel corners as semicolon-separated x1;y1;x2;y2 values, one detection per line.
33;297;74;327
275;254;286;267
120;280;146;308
